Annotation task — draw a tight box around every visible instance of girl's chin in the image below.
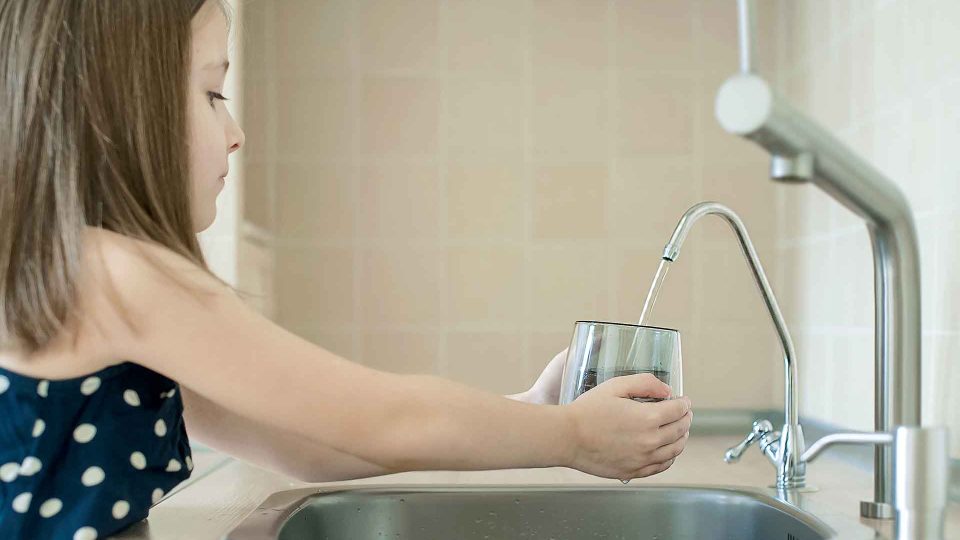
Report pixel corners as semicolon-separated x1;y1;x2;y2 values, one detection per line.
194;207;217;233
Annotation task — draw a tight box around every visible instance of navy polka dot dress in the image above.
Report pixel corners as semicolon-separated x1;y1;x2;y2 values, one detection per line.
0;362;193;539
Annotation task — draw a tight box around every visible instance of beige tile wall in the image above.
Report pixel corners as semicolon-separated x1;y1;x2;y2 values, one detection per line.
240;0;787;409
773;0;960;454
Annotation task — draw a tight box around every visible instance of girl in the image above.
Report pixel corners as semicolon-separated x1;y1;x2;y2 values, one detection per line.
0;1;693;539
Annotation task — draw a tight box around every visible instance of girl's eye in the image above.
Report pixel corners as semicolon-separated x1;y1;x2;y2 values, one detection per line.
207;91;228;107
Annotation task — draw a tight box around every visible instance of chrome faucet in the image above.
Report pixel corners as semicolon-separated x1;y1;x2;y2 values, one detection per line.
662;202;805;488
713;0;922;519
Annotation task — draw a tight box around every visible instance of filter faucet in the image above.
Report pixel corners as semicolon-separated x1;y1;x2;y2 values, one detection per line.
662;201;805;488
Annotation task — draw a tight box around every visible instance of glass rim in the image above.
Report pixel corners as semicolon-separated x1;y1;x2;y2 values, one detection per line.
574;320;679;334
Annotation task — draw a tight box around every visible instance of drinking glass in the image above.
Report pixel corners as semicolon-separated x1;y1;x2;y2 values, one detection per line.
558;321;682;405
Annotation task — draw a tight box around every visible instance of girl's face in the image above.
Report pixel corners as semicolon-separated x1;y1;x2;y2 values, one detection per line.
188;1;244;232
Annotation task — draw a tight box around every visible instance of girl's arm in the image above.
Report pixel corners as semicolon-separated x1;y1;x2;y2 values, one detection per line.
181;386;392;482
96;233;576;474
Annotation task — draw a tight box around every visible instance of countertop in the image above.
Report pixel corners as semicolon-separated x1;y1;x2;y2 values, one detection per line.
112;435;960;539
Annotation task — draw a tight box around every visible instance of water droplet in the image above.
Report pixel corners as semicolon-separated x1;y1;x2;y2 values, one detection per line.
621;478;631;484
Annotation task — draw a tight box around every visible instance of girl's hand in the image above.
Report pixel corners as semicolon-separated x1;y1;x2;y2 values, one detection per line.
523;348;568;405
564;373;693;481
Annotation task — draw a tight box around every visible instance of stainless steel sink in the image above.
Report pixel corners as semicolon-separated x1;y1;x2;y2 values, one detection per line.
226;484;840;540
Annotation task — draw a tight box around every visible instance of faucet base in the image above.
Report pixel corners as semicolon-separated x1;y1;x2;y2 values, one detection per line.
775;478;806;490
860;500;894;520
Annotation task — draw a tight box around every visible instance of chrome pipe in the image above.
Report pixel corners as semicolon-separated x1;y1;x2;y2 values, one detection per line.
801;432;893;464
736;0;755;73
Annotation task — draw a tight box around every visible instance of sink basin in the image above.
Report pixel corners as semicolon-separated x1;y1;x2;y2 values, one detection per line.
227;485;836;540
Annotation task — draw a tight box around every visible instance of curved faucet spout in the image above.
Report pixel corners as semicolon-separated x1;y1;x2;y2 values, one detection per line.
663;202;797;427
663;201;805;487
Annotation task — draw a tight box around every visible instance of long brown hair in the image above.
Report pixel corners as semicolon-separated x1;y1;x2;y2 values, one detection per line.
0;0;216;353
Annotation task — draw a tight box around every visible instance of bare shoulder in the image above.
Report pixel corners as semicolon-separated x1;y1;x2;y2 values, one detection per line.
82;227;222;294
79;227;241;357
0;228;234;378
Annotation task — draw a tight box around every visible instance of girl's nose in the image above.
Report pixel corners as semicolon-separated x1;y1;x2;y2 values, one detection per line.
225;105;245;154
228;124;245;154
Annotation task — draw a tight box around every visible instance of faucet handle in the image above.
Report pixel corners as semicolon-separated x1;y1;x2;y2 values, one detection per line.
724;420;774;463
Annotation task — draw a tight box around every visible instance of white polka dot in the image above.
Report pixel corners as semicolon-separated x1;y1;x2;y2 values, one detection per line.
19;456;42;476
151;488;164;504
39;498;62;518
112;500;130;519
74;526;98;540
165;459;182;472
166;388;176;398
80;376;101;395
12;492;31;513
81;466;105;487
32;418;45;437
74;423;97;443
154;419;167;437
0;374;9;394
130;451;146;470
1;462;19;482
123;389;141;406
185;455;193;471
37;380;49;397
